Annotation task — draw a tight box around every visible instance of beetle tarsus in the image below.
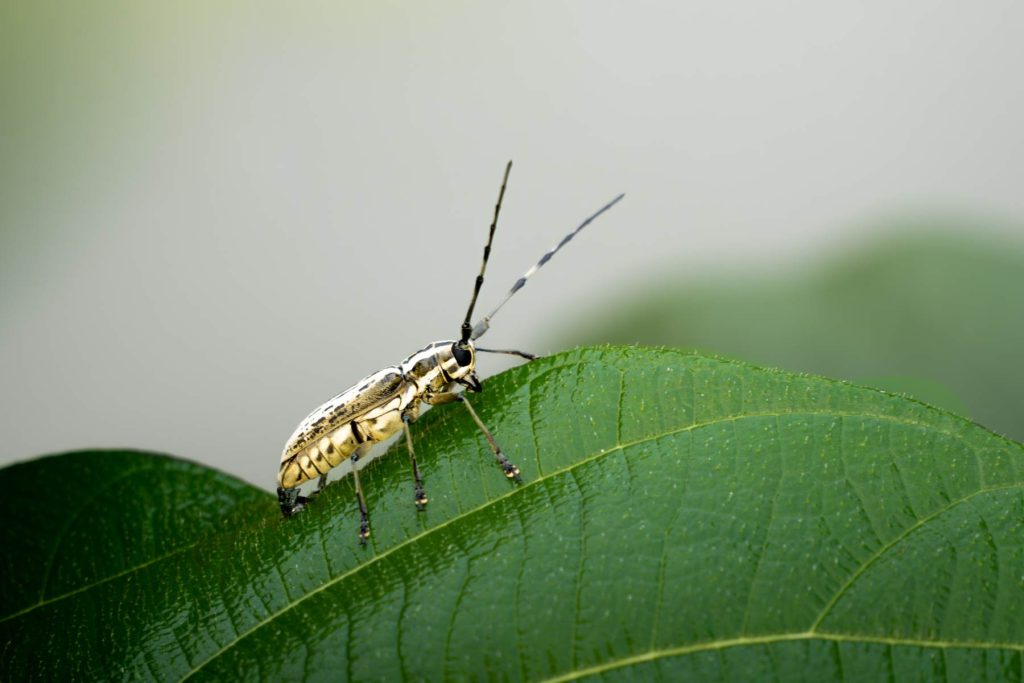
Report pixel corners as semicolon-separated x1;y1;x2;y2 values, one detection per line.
501;459;522;483
414;484;428;511
356;499;371;544
278;487;308;517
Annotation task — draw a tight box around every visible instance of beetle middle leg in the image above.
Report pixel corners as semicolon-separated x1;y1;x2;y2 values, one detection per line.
403;414;428;510
350;443;372;544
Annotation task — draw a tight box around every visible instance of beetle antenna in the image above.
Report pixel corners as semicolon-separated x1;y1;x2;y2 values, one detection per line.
476;346;538;361
461;161;512;344
471;192;625;341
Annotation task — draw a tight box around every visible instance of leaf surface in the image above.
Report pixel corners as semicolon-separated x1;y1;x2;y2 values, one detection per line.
2;347;1022;681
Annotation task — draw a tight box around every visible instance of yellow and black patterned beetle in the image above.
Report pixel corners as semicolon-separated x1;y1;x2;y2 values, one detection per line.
277;162;623;542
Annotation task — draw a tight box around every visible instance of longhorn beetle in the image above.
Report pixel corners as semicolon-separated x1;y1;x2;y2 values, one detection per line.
277;162;624;542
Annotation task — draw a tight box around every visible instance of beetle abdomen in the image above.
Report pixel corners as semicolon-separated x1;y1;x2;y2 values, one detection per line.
278;423;353;488
278;394;410;489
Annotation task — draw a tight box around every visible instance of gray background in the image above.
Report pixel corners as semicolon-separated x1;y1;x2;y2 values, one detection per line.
2;1;1022;490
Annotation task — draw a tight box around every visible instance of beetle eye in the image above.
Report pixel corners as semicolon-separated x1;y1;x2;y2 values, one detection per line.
451;343;473;367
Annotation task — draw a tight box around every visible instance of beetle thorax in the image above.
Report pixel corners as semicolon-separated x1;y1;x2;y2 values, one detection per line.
400;340;475;393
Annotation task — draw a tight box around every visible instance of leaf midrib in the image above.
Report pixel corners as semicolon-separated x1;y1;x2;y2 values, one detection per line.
181;407;1009;681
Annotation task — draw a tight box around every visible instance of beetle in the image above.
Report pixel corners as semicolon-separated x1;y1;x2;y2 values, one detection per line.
277;161;623;542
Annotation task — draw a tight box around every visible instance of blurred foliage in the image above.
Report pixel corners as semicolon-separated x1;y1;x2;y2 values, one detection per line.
562;228;1024;441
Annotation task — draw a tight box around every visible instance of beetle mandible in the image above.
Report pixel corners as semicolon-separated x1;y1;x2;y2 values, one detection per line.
277;161;624;542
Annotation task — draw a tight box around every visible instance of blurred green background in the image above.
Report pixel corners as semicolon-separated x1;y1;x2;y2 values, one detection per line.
560;224;1024;442
2;1;1022;488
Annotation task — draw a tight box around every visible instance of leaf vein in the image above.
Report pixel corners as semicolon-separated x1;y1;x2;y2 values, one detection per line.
568;466;587;670
538;631;1024;683
38;466;155;600
739;414;785;635
809;481;1021;631
0;535;206;624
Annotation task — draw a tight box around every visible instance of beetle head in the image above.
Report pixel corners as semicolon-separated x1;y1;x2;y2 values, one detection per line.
446;340;479;390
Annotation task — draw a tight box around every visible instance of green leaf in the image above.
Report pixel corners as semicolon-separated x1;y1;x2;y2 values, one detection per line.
2;347;1023;681
561;230;1024;442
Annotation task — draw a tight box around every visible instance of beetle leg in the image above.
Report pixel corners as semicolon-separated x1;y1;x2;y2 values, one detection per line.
424;391;460;405
278;487;309;517
403;414;428;510
350;445;372;544
426;391;521;481
457;394;522;483
309;474;329;498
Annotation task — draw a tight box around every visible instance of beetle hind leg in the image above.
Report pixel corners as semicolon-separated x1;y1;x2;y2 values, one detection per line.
310;474;329;497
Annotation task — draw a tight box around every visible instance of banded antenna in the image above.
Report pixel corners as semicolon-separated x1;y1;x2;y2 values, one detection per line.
471;191;625;341
461;161;513;345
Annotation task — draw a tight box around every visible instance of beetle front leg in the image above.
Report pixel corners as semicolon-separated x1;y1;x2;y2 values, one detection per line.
427;391;522;483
